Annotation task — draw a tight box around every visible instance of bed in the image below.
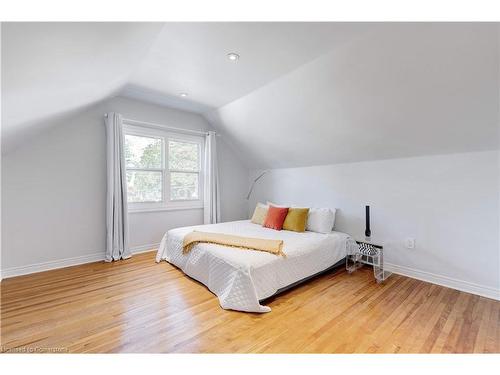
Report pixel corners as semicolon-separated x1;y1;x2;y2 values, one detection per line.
155;220;356;313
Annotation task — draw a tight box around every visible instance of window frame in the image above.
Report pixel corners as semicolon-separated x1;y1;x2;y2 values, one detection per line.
123;122;204;213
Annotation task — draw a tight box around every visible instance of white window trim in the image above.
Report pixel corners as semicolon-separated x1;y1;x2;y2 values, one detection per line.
123;122;205;213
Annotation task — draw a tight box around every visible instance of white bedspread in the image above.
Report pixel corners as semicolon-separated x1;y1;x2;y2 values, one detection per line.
155;220;355;313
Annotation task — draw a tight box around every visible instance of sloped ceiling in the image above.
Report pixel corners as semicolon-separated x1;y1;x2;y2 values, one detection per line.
2;22;499;166
127;23;379;109
1;22;163;151
206;23;499;168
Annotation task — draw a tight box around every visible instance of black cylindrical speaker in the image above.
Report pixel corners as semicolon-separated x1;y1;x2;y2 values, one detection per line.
365;205;371;238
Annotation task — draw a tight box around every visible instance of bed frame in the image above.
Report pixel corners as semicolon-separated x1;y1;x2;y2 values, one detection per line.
259;257;346;302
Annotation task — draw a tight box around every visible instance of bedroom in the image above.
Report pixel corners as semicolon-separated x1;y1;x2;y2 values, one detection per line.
0;0;499;371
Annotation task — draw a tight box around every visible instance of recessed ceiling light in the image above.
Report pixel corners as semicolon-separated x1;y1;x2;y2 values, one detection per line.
179;93;188;97
227;53;240;62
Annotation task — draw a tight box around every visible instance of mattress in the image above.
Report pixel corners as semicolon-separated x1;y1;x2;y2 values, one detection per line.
155;220;356;313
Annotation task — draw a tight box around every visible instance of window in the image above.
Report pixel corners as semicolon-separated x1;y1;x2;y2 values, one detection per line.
124;124;203;212
168;140;200;200
125;134;164;203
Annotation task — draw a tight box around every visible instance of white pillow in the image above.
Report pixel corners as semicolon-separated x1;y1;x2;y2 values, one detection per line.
266;201;288;208
306;208;336;234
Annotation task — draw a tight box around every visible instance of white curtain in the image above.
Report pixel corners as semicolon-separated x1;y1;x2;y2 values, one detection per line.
105;112;131;262
203;131;220;224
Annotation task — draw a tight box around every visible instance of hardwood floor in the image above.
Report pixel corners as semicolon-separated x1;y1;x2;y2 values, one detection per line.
1;251;499;353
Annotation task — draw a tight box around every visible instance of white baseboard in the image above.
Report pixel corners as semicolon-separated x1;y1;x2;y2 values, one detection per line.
130;243;160;254
1;243;160;280
385;262;500;301
1;252;105;279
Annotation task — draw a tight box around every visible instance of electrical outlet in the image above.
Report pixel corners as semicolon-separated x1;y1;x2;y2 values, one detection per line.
405;238;416;249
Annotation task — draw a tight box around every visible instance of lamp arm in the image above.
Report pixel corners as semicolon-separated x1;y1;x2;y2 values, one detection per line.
246;170;268;200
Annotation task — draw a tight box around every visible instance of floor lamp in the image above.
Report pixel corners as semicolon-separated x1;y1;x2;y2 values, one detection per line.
246;170;269;200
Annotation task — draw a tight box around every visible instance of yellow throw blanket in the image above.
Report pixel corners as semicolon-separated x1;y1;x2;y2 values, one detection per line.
182;231;285;257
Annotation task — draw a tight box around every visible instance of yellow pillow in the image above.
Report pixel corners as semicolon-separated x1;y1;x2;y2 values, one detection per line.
251;203;268;225
283;208;310;232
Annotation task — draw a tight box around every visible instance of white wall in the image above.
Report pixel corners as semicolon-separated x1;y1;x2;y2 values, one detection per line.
1;96;248;273
249;151;500;298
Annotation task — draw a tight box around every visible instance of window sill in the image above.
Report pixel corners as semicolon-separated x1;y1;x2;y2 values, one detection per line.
129;205;204;214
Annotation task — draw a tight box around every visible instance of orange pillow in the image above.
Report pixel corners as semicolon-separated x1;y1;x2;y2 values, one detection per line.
263;206;289;231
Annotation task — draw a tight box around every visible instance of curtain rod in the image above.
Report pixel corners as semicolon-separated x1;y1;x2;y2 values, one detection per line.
104;114;219;137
